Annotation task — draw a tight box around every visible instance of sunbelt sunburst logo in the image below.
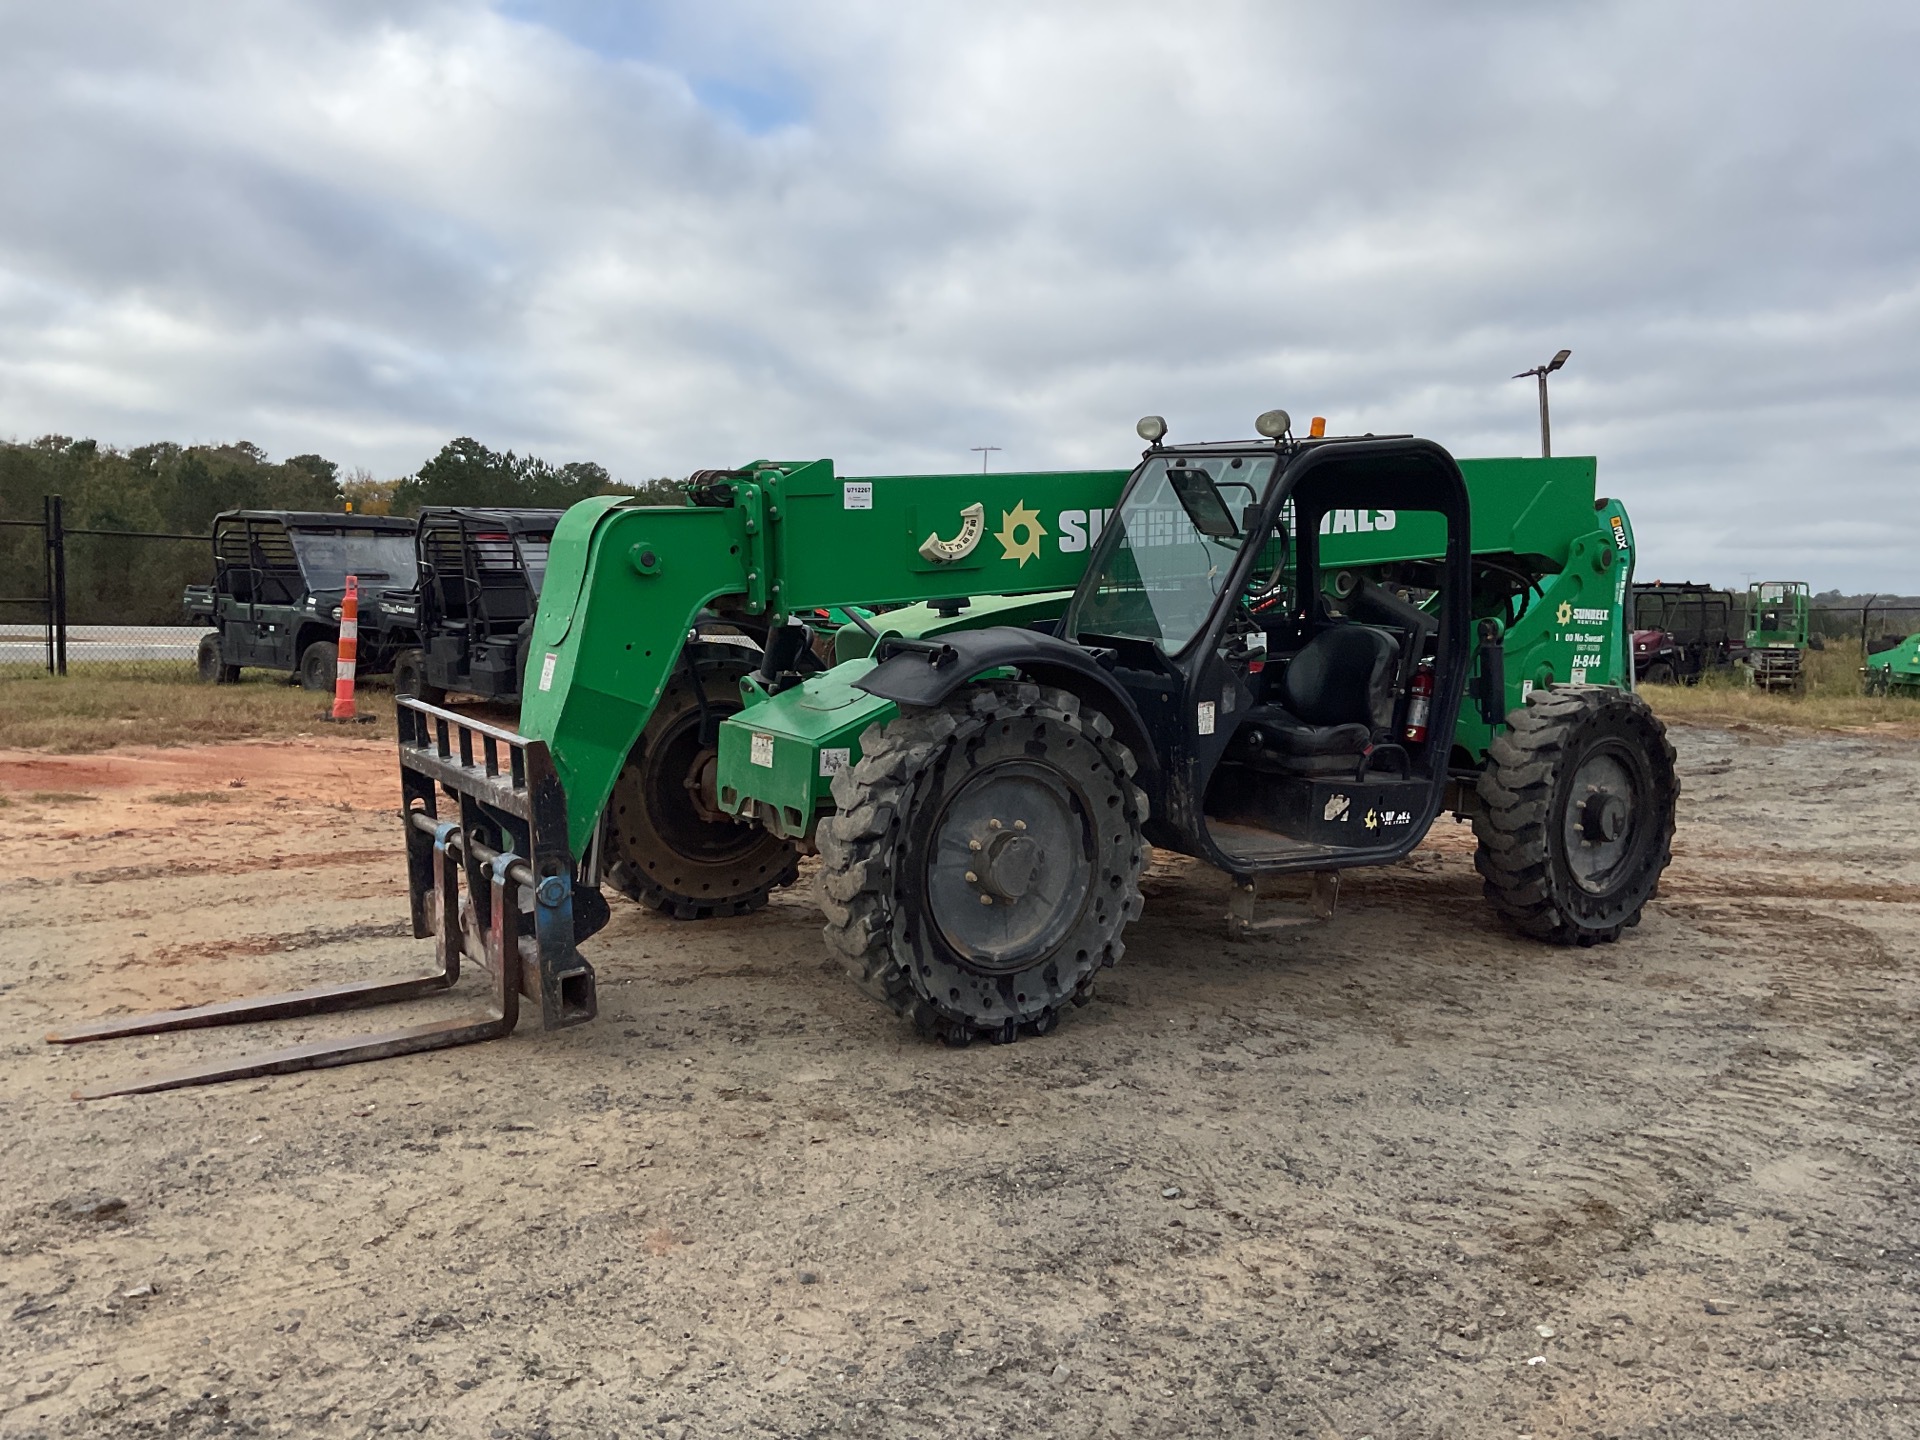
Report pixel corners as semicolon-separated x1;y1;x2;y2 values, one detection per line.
1558;600;1612;625
995;501;1046;566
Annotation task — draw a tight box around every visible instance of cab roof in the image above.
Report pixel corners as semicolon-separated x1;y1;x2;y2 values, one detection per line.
213;510;416;533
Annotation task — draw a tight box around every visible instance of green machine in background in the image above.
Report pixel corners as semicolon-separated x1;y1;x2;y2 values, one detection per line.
1744;580;1810;691
1863;632;1920;697
56;419;1678;1092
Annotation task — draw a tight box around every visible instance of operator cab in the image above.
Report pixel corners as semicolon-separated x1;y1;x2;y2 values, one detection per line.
1061;414;1472;875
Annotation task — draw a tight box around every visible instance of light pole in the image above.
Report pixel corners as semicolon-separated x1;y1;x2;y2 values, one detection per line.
1512;348;1571;458
970;445;1001;474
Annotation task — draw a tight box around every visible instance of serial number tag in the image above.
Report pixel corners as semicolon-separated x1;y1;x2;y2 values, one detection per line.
750;733;775;767
538;652;558;692
843;482;873;510
1197;701;1216;736
819;747;850;777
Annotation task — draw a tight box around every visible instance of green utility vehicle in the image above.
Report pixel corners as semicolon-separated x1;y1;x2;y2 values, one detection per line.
1744;580;1810;691
186;510;420;688
1863;633;1920;697
59;418;1678;1094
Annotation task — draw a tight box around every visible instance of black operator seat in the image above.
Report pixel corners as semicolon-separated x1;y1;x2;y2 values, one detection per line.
1245;625;1399;774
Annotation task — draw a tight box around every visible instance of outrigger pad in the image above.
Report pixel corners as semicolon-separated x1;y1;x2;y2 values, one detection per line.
48;701;596;1099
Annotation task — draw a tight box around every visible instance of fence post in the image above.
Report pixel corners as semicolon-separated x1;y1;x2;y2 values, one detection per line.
43;494;68;676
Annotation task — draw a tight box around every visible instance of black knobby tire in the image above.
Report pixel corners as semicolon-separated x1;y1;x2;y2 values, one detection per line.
299;640;339;692
1473;686;1678;946
196;633;239;685
391;649;445;705
603;651;801;920
1641;661;1676;686
816;682;1149;1045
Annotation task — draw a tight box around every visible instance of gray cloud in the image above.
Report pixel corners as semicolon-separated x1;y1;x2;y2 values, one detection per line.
1;0;1915;587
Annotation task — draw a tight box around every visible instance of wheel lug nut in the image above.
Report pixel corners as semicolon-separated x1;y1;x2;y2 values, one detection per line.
968;839;982;852
988;819;1003;830
980;895;993;906
965;871;978;884
1013;819;1027;831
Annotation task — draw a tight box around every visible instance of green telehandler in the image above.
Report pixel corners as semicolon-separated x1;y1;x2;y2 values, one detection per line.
54;415;1678;1093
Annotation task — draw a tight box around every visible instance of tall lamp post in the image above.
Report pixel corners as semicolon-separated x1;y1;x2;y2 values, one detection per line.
1512;348;1571;457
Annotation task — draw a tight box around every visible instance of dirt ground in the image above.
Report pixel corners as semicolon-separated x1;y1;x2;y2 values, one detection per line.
2;722;1917;1439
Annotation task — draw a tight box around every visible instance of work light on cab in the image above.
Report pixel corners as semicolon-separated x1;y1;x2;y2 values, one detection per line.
1136;415;1168;444
1255;409;1291;439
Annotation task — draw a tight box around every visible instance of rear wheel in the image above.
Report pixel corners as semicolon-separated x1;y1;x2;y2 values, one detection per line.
816;682;1148;1045
1474;686;1677;945
603;652;801;919
196;633;239;685
391;648;445;705
299;640;339;692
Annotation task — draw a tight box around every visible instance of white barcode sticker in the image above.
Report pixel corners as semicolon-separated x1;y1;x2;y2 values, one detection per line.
819;747;851;776
843;482;873;510
538;652;558;692
750;733;775;767
1197;700;1216;736
1570;668;1587;684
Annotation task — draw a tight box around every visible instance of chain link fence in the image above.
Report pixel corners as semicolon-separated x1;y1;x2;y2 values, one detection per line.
1;496;215;680
1810;602;1920;654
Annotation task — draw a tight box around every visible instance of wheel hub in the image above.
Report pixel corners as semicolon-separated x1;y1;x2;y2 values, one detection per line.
926;766;1091;975
682;748;726;824
1561;745;1647;894
1579;790;1628;844
974;825;1040;901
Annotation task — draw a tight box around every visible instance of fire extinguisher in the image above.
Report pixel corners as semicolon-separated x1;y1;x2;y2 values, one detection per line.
1404;660;1435;743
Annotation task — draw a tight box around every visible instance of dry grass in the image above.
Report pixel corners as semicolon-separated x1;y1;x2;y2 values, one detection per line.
1641;640;1920;737
0;672;392;752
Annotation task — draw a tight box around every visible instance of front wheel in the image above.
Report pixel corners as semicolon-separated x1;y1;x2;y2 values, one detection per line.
1640;660;1676;686
299;640;339;692
196;633;239;685
603;652;801;919
816;682;1148;1045
1473;686;1678;945
391;649;445;705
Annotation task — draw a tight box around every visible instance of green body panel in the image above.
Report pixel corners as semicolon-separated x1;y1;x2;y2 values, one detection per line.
1867;634;1920;696
520;495;758;855
1319;457;1599;569
753;460;1130;610
715;596;1064;838
1450;496;1634;762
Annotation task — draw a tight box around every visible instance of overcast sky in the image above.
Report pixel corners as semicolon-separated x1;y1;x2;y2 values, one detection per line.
2;1;1915;588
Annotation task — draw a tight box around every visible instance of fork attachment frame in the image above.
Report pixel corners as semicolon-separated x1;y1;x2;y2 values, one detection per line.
48;700;598;1099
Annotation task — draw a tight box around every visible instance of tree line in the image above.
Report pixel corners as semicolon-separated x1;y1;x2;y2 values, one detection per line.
0;434;679;625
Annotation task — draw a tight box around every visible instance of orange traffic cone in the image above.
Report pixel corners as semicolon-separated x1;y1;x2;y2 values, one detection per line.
331;575;359;721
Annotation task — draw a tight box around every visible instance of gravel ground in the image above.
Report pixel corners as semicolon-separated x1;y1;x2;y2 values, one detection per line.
1;721;1917;1439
